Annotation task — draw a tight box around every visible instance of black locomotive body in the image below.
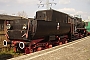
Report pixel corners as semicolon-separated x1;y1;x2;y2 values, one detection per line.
3;9;87;54
33;20;70;39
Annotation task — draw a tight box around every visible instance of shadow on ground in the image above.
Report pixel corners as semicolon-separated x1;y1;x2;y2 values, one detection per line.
0;54;13;60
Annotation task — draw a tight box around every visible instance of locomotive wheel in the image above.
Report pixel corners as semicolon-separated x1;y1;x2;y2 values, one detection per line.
59;42;62;45
48;44;52;48
65;40;68;44
29;49;33;53
25;47;30;54
37;47;42;51
45;43;49;49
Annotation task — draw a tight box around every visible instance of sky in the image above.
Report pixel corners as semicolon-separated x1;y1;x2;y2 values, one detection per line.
0;0;90;20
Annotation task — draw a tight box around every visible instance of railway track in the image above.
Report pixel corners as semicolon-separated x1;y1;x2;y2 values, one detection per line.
8;36;90;60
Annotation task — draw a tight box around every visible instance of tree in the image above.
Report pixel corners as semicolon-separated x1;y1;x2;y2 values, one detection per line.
17;11;28;18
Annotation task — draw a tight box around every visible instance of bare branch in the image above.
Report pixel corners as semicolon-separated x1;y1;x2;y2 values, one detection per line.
17;11;28;18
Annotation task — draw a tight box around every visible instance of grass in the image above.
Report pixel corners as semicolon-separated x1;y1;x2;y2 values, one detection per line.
87;59;90;60
0;50;23;60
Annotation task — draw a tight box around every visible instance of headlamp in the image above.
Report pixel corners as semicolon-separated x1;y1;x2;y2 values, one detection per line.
22;24;27;30
7;24;11;29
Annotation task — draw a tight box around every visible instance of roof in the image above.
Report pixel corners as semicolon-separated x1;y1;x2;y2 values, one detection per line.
77;28;86;30
37;9;68;15
0;14;26;20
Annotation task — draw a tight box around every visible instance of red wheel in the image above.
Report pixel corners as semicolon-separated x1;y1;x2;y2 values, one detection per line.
48;44;52;48
65;40;68;44
37;47;42;51
59;42;62;45
25;47;30;54
45;43;49;49
30;49;33;53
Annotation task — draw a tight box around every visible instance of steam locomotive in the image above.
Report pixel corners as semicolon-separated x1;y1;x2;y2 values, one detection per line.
3;9;87;54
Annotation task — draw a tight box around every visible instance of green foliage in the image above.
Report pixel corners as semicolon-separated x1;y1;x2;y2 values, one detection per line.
0;49;23;59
